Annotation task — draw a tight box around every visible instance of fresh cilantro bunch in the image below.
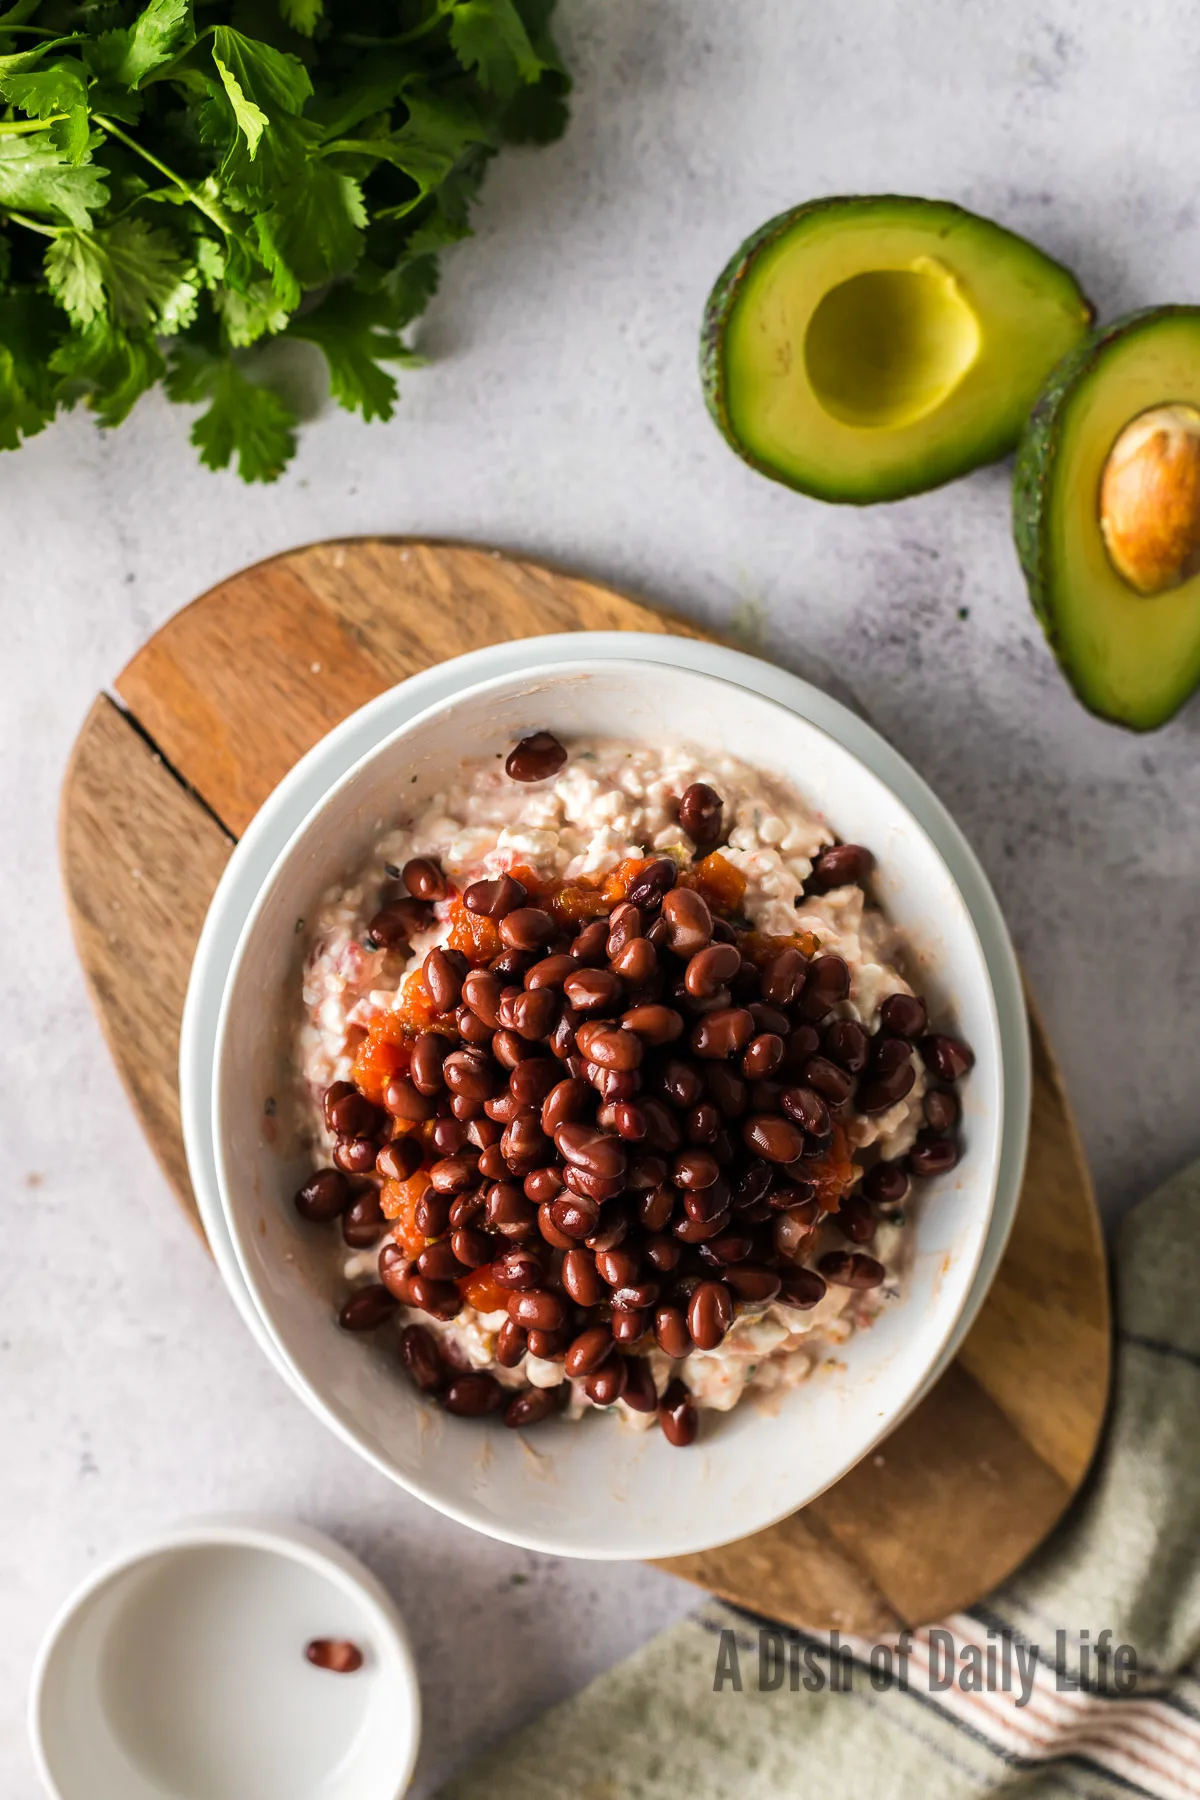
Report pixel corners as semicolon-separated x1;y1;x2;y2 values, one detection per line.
0;0;569;479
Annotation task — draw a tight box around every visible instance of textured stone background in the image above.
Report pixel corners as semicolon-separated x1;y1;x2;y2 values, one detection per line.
5;1;1199;1791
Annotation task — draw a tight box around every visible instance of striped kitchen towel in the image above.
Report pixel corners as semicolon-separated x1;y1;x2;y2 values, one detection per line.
440;1163;1200;1799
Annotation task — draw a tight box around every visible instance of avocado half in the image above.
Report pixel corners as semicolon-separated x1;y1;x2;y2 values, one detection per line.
701;196;1094;504
1014;306;1200;730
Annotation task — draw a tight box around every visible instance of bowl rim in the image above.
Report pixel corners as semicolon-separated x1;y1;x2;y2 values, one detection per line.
28;1515;421;1800
208;652;1012;1560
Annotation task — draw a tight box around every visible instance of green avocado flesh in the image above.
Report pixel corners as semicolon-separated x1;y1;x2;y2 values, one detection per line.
702;196;1093;504
1014;307;1200;730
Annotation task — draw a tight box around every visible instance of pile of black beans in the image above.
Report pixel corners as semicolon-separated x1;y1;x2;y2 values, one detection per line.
295;733;974;1448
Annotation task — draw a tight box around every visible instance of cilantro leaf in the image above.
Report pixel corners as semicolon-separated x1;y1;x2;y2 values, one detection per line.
257;161;365;290
47;220;198;333
0;64;91;163
288;285;414;421
215;278;289;346
211;26;311;145
278;0;323;34
51;318;164;428
88;0;195;92
0;289;61;448
0;0;570;480
448;0;547;97
0;136;109;228
166;338;296;481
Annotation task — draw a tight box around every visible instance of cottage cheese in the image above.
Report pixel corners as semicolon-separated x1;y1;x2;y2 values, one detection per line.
296;737;926;1423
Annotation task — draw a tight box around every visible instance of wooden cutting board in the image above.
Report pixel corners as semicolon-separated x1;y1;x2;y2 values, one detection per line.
61;537;1111;1635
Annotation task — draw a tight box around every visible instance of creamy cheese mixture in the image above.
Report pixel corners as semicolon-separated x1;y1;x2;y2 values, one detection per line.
296;737;926;1424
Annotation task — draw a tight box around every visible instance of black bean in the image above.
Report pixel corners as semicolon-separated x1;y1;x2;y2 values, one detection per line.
797;953;850;1021
423;946;465;1012
862;1160;910;1206
505;732;568;782
294;1168;350;1222
920;1034;976;1083
625;858;678;909
678;783;724;847
880;992;928;1040
338;1285;397;1331
809;843;874;892
504;1386;562;1428
499;907;557;952
402;858;446;901
661;887;713;955
819;1251;886;1289
399;1323;444;1392
924;1089;959;1133
823;1018;870;1073
442;1372;505;1416
342;1189;386;1248
909;1130;961;1177
658;1378;698;1447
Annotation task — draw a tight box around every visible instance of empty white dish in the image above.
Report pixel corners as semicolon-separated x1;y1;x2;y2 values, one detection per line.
29;1518;420;1800
206;655;1024;1560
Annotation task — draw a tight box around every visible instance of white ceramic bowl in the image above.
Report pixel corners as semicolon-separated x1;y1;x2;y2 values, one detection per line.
29;1518;420;1800
210;657;1014;1560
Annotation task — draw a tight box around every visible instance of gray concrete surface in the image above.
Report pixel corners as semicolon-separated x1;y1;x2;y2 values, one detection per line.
5;2;1199;1791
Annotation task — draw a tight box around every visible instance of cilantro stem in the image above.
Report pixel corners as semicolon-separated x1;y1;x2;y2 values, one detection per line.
92;113;228;233
343;0;454;49
0;113;60;134
2;208;59;237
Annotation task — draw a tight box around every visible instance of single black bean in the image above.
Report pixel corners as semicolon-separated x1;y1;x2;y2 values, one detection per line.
777;1268;827;1309
678;782;723;847
626;857;678;909
294;1168;350;1222
823;1018;870;1073
342;1189;386;1248
797;953;851;1021
338;1285;397;1331
333;1136;379;1175
402;857;446;901
761;948;805;1006
691;1007;755;1059
442;1372;505;1416
658;1377;698;1447
802;1055;855;1105
742;1113;806;1164
909;1130;961;1177
423;946;465;1012
781;1084;831;1138
505;731;568;782
924;1089;959;1133
399;1323;444;1392
809;843;874;892
920;1034;976;1083
862;1160;910;1206
880;992;928;1040
499;907;557;952
503;1386;562;1428
857;1063;916;1114
687;1279;733;1349
661;887;713;955
819;1251;886;1289
583;1353;629;1407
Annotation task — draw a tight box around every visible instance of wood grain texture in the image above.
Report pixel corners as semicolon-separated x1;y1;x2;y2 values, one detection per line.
60;697;233;1228
62;537;1111;1632
115;540;708;835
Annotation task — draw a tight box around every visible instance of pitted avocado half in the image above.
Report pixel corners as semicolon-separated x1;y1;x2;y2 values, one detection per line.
1014;306;1200;730
701;196;1093;504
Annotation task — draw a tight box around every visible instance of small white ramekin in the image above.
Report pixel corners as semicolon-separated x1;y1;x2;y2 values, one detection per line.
29;1517;420;1800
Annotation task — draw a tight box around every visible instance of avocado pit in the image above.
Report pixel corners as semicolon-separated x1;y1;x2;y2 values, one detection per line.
1099;403;1200;596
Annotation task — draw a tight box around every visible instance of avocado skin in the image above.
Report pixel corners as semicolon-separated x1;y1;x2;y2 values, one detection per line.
701;195;1094;506
1012;305;1200;731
